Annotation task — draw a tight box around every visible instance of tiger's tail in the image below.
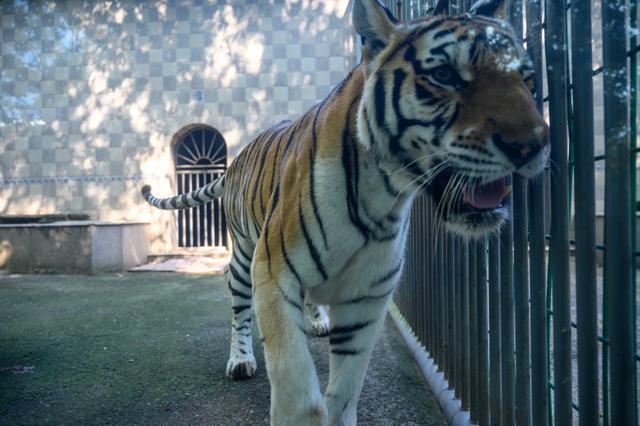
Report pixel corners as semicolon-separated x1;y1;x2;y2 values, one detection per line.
141;174;226;210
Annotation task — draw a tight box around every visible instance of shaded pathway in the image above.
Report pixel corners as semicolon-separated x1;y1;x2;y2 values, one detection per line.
0;273;446;425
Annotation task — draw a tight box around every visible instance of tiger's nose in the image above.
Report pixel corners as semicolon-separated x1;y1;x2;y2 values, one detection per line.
492;134;547;168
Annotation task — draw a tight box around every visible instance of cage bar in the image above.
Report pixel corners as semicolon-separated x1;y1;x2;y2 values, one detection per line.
602;0;634;424
545;1;573;424
569;1;599;425
488;234;501;426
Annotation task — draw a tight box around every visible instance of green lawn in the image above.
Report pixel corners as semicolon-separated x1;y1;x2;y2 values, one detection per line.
0;273;446;425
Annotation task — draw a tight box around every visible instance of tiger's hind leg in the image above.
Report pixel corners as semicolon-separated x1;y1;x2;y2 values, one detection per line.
305;300;330;337
225;239;257;380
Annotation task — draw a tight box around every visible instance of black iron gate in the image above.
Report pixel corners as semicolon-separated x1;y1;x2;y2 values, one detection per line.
174;126;228;248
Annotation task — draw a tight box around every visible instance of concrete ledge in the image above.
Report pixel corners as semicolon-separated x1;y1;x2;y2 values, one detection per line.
389;303;472;426
0;221;149;274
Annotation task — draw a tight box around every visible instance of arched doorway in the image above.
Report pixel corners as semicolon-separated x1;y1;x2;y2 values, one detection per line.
173;125;228;248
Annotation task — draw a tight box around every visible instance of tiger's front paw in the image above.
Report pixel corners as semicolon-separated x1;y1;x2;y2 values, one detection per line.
226;355;257;380
311;319;330;337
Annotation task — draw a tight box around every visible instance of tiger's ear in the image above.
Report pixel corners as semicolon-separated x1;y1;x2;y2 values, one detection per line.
353;0;398;58
469;0;508;19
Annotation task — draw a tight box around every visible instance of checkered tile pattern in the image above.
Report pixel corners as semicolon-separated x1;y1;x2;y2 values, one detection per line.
0;0;357;231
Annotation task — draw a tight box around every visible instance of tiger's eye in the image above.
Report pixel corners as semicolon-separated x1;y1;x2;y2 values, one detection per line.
431;65;457;86
434;67;451;81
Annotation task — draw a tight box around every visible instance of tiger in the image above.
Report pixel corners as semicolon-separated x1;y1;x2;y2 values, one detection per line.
141;0;548;424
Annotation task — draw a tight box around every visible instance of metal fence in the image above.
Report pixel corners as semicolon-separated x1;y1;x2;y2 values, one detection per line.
388;0;638;424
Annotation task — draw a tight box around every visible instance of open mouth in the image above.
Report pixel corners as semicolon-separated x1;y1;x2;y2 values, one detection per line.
461;177;511;210
424;165;511;234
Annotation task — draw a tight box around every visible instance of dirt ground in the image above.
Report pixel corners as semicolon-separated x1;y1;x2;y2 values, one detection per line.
0;273;446;425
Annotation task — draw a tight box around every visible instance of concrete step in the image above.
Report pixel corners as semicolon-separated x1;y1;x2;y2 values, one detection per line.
129;256;229;274
147;247;231;263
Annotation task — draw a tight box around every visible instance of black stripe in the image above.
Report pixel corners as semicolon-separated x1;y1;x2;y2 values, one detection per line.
330;320;374;335
310;103;329;250
264;185;280;275
339;288;394;305
234;242;253;263
433;28;455;40
388;68;407;156
341;98;371;240
252;128;282;219
330;348;363;356
371;262;403;287
229;264;252;288
298;192;328;280
279;223;303;285
363;107;378;147
228;281;251;299
329;334;354;345
381;18;446;68
232;252;251;275
279;286;303;311
232;304;251;315
268;129;286;196
373;73;390;135
450;153;500;165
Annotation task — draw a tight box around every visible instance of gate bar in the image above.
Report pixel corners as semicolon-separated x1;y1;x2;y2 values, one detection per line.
545;0;573;424
569;0;599;424
488;234;501;426
602;0;634;423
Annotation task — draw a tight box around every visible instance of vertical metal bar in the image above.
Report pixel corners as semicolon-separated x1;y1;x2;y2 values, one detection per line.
440;228;447;370
455;237;463;400
461;240;470;410
435;202;442;366
513;175;531;426
488;234;501;426
526;0;548;423
602;0;634;423
178;172;184;247
427;199;434;353
469;241;479;423
184;173;191;247
569;1;599;425
545;0;572;424
440;229;447;372
199;173;205;246
214;173;220;245
193;173;199;246
419;199;425;344
477;238;489;426
448;233;456;386
430;198;436;355
442;230;448;377
510;0;532;421
628;0;638;421
500;210;515;426
207;172;213;246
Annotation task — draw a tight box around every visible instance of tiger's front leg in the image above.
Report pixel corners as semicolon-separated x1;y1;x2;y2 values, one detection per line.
325;294;393;426
253;257;328;426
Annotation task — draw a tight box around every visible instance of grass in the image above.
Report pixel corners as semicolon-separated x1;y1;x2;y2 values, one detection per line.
0;272;446;425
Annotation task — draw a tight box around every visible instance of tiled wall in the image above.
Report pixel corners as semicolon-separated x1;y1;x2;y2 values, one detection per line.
0;0;358;251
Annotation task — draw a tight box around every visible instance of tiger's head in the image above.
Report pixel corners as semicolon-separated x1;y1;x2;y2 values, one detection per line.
354;0;549;237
